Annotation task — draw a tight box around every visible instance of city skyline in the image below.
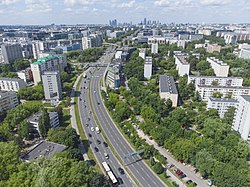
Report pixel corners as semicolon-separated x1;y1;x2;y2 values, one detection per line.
0;0;249;25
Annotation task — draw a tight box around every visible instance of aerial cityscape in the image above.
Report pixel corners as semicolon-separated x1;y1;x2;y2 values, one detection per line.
0;1;250;187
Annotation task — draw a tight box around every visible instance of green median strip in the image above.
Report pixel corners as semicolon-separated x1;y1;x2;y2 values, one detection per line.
88;78;141;187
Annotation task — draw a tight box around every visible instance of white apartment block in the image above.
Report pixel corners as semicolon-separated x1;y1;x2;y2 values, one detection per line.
207;97;238;118
0;78;27;92
197;85;250;100
0;91;19;113
139;48;146;60
188;76;243;87
147;36;166;44
159;75;178;107
233;95;250;141
151;43;158;54
174;55;190;76
207;57;229;77
31;54;67;85
144;56;152;80
177;40;186;49
239;48;250;59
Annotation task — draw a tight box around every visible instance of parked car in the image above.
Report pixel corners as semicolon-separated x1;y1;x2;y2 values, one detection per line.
179;174;186;178
207;179;212;186
186;180;192;184
167;163;174;168
176;170;183;175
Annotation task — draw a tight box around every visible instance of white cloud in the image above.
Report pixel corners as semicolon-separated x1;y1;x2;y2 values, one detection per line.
64;0;101;6
25;0;51;13
120;0;135;8
0;0;19;5
154;0;170;7
200;0;232;6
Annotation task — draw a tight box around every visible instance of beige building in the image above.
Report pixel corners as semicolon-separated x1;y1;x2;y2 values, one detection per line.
206;44;221;53
31;55;67;85
174;55;190;76
159;75;178;107
0;91;19;113
207;57;229;77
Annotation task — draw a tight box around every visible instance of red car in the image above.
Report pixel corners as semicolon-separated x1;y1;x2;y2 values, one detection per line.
176;170;183;175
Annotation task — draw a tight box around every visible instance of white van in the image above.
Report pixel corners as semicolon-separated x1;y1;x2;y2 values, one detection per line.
95;127;100;133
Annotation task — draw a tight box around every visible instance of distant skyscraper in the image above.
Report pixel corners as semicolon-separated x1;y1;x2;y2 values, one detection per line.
1;43;23;64
144;18;147;25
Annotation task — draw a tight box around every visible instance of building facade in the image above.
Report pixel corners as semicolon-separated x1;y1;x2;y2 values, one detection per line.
0;78;27;91
151;43;158;54
159;75;178;107
1;43;23;64
207;57;229;77
31;54;67;85
207;44;221;53
42;71;62;104
207;97;238;118
0;91;19;113
139;48;146;60
239;48;250;59
144;56;152;80
174;55;190;76
233;95;250;141
106;64;121;89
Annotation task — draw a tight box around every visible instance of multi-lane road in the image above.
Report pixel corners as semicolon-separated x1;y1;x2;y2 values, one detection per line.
77;47;167;187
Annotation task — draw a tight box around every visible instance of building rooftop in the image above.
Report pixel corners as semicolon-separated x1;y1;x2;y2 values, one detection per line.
197;85;250;89
0;77;25;82
240;95;250;102
207;57;228;66
159;75;178;94
21;140;66;161
189;75;243;80
145;56;152;64
176;55;189;65
32;55;62;65
28;111;58;124
208;97;238;103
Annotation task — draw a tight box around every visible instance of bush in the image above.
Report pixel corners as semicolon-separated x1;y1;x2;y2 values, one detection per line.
153;162;164;174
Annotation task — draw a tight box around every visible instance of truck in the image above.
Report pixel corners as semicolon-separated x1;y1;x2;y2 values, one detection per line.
95;127;100;134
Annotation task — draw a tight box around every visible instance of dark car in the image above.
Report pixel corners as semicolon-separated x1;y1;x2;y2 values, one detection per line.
117;177;123;184
186;180;192;184
179;174;186;178
97;139;101;144
97;102;100;105
94;147;98;152
88;133;92;137
103;141;108;147
118;167;124;175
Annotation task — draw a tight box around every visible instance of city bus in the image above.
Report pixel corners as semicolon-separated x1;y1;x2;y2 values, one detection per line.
102;162;118;185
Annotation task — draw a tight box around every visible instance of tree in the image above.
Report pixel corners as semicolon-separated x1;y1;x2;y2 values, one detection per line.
223;107;236;124
18;120;32;139
196;60;211;72
113;101;132;122
13;59;30;71
60;71;69;82
212;91;223;98
38;109;50;138
153;162;164;174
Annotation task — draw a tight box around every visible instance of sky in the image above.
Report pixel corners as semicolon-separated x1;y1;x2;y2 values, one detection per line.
0;0;249;25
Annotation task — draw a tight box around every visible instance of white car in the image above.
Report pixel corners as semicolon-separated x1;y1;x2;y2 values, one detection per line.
104;153;109;159
91;127;95;132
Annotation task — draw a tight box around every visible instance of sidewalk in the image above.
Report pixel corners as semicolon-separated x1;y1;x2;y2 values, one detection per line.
70;72;89;161
137;129;209;187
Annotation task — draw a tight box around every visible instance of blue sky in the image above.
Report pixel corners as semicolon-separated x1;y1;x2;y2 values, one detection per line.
0;0;249;25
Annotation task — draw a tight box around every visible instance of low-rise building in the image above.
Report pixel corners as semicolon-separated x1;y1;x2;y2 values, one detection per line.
207;97;238;118
0;78;27;91
159;75;178;107
207;44;221;53
188;75;243;87
139;48;146;59
0;91;19;113
16;67;33;83
21;140;66;161
239;48;250;59
144;56;152;80
207;57;229;77
197;85;250;100
174;55;190;76
233;95;250;141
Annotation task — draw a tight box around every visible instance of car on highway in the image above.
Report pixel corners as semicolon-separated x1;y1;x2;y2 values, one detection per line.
91;127;95;132
118;167;124;175
88;133;92;137
95;126;100;133
117;177;123;185
94;147;98;152
104;153;109;159
97;139;101;144
97;102;100;105
103;141;108;147
186;180;192;185
85;123;89;127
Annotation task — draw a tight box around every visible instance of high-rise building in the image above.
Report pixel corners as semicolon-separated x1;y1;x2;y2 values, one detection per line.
139;48;146;60
82;34;103;50
233;95;250;141
0;91;19;113
31;54;67;85
1;43;23;64
106;64;121;89
151;43;158;54
174;55;190;76
159;75;178;107
207;57;229;77
144;56;152;80
42;71;62;104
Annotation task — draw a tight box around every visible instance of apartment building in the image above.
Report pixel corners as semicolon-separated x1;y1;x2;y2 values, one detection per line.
82;34;103;50
106;64;121;89
207;57;229;77
147;36;166;44
239;48;250;59
197;85;250;100
139;48;146;59
233;95;250;141
31;54;67;85
174;55;190;76
1;43;23;64
42;71;62;104
0;78;27;91
159;75;178;107
144;56;153;80
151;43;158;54
207;44;221;53
207;97;238;118
16;67;33;83
0;91;19;113
188;76;243;87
